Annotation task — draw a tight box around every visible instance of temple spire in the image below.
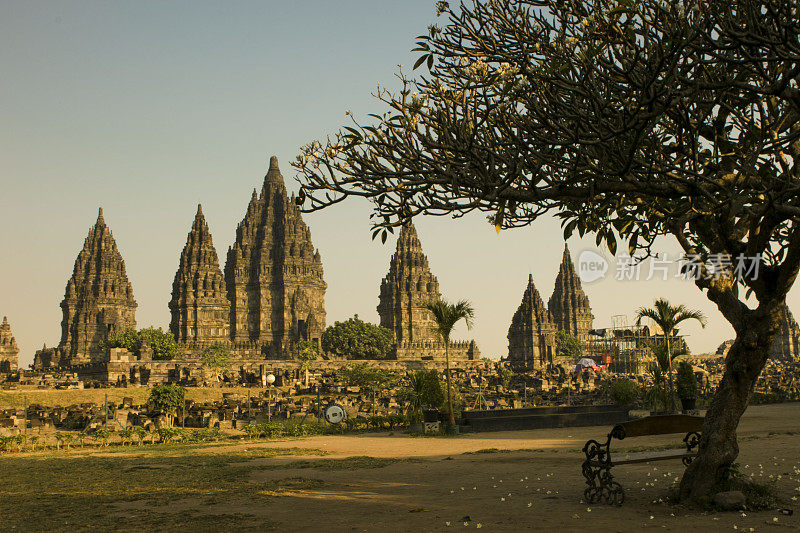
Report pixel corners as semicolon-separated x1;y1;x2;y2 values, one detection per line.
377;221;441;344
170;205;229;345
548;243;593;340
58;209;137;363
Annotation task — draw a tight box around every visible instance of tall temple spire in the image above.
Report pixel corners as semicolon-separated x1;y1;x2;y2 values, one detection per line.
507;274;556;368
0;316;19;372
169;204;230;345
377;221;441;344
769;305;800;361
548;244;593;340
58;209;137;363
224;156;326;354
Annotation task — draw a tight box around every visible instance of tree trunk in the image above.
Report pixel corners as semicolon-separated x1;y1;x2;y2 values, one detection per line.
444;341;456;427
679;309;779;499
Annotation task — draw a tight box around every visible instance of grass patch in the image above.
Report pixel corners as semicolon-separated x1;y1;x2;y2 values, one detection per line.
0;444;327;530
0;386;266;409
254;477;325;495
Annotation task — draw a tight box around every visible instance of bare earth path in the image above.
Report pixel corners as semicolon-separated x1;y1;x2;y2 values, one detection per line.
2;403;799;532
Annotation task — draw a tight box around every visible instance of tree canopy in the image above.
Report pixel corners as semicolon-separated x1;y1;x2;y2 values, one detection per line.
293;0;800;499
555;331;583;363
321;315;395;360
102;327;181;361
200;344;232;372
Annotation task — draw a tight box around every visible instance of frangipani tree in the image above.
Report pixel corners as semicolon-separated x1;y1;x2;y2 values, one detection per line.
293;0;800;499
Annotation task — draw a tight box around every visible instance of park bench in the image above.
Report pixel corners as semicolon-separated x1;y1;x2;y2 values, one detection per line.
581;414;704;505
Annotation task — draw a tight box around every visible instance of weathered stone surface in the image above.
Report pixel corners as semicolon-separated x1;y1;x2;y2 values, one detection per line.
769;305;800;361
57;208;137;364
377;222;478;361
507;274;556;369
548;244;593;341
169;204;230;345
712;490;746;511
224;156;326;355
377;222;440;344
0;316;19;372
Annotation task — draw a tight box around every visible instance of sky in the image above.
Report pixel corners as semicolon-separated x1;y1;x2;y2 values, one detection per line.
2;1;798;367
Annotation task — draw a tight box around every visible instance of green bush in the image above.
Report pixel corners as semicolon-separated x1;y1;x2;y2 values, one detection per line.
606;378;641;407
148;384;186;418
102;327;181;360
676;361;698;400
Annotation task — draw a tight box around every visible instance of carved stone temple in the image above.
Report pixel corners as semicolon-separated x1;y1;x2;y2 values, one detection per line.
507;244;593;367
770;305;800;361
507;274;557;369
0;316;20;372
56;208;137;365
378;222;479;361
169;204;230;346
224;156;327;356
548;244;594;342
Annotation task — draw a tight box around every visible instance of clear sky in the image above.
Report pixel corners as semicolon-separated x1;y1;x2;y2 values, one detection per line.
2;1;798;367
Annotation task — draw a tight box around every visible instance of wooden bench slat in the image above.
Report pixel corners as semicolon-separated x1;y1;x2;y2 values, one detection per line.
616;415;704;438
588;449;697;466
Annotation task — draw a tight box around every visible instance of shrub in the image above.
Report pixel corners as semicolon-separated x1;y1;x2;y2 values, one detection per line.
102;327;181;360
148;384;186;419
676;361;699;400
606;378;641;407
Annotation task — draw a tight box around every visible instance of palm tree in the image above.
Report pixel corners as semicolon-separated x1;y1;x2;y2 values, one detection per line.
425;298;475;428
636;299;707;411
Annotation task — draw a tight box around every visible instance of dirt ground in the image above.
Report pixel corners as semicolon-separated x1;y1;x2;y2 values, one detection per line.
2;403;799;532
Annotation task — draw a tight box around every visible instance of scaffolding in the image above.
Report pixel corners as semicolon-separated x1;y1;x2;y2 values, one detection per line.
586;315;685;375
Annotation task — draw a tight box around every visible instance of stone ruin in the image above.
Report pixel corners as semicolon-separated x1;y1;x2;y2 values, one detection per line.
0;317;20;372
506;245;594;368
377;222;479;361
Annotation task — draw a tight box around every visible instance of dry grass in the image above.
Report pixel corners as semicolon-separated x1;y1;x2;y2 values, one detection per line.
0;386;265;409
0;444;328;531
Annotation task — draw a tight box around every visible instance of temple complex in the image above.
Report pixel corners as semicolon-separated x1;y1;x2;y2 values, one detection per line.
548;245;594;341
0;316;20;372
224;156;327;356
770;305;800;361
378;222;478;361
507;274;557;369
169;205;230;346
56;208;137;365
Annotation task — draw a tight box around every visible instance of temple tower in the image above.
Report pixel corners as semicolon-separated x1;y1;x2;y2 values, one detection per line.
0;316;20;372
377;222;441;344
548;244;593;341
224;156;326;356
58;208;137;364
770;305;800;361
169;204;230;346
507;274;557;369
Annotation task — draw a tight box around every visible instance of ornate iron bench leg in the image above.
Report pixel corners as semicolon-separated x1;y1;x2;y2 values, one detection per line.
582;438;625;506
682;431;701;466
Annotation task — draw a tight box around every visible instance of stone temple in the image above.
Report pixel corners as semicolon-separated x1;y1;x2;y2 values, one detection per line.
548;245;594;341
507;274;557;369
507;245;594;367
770;305;800;361
224;156;327;356
57;208;137;365
378;222;479;361
0;316;20;372
169;204;230;346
